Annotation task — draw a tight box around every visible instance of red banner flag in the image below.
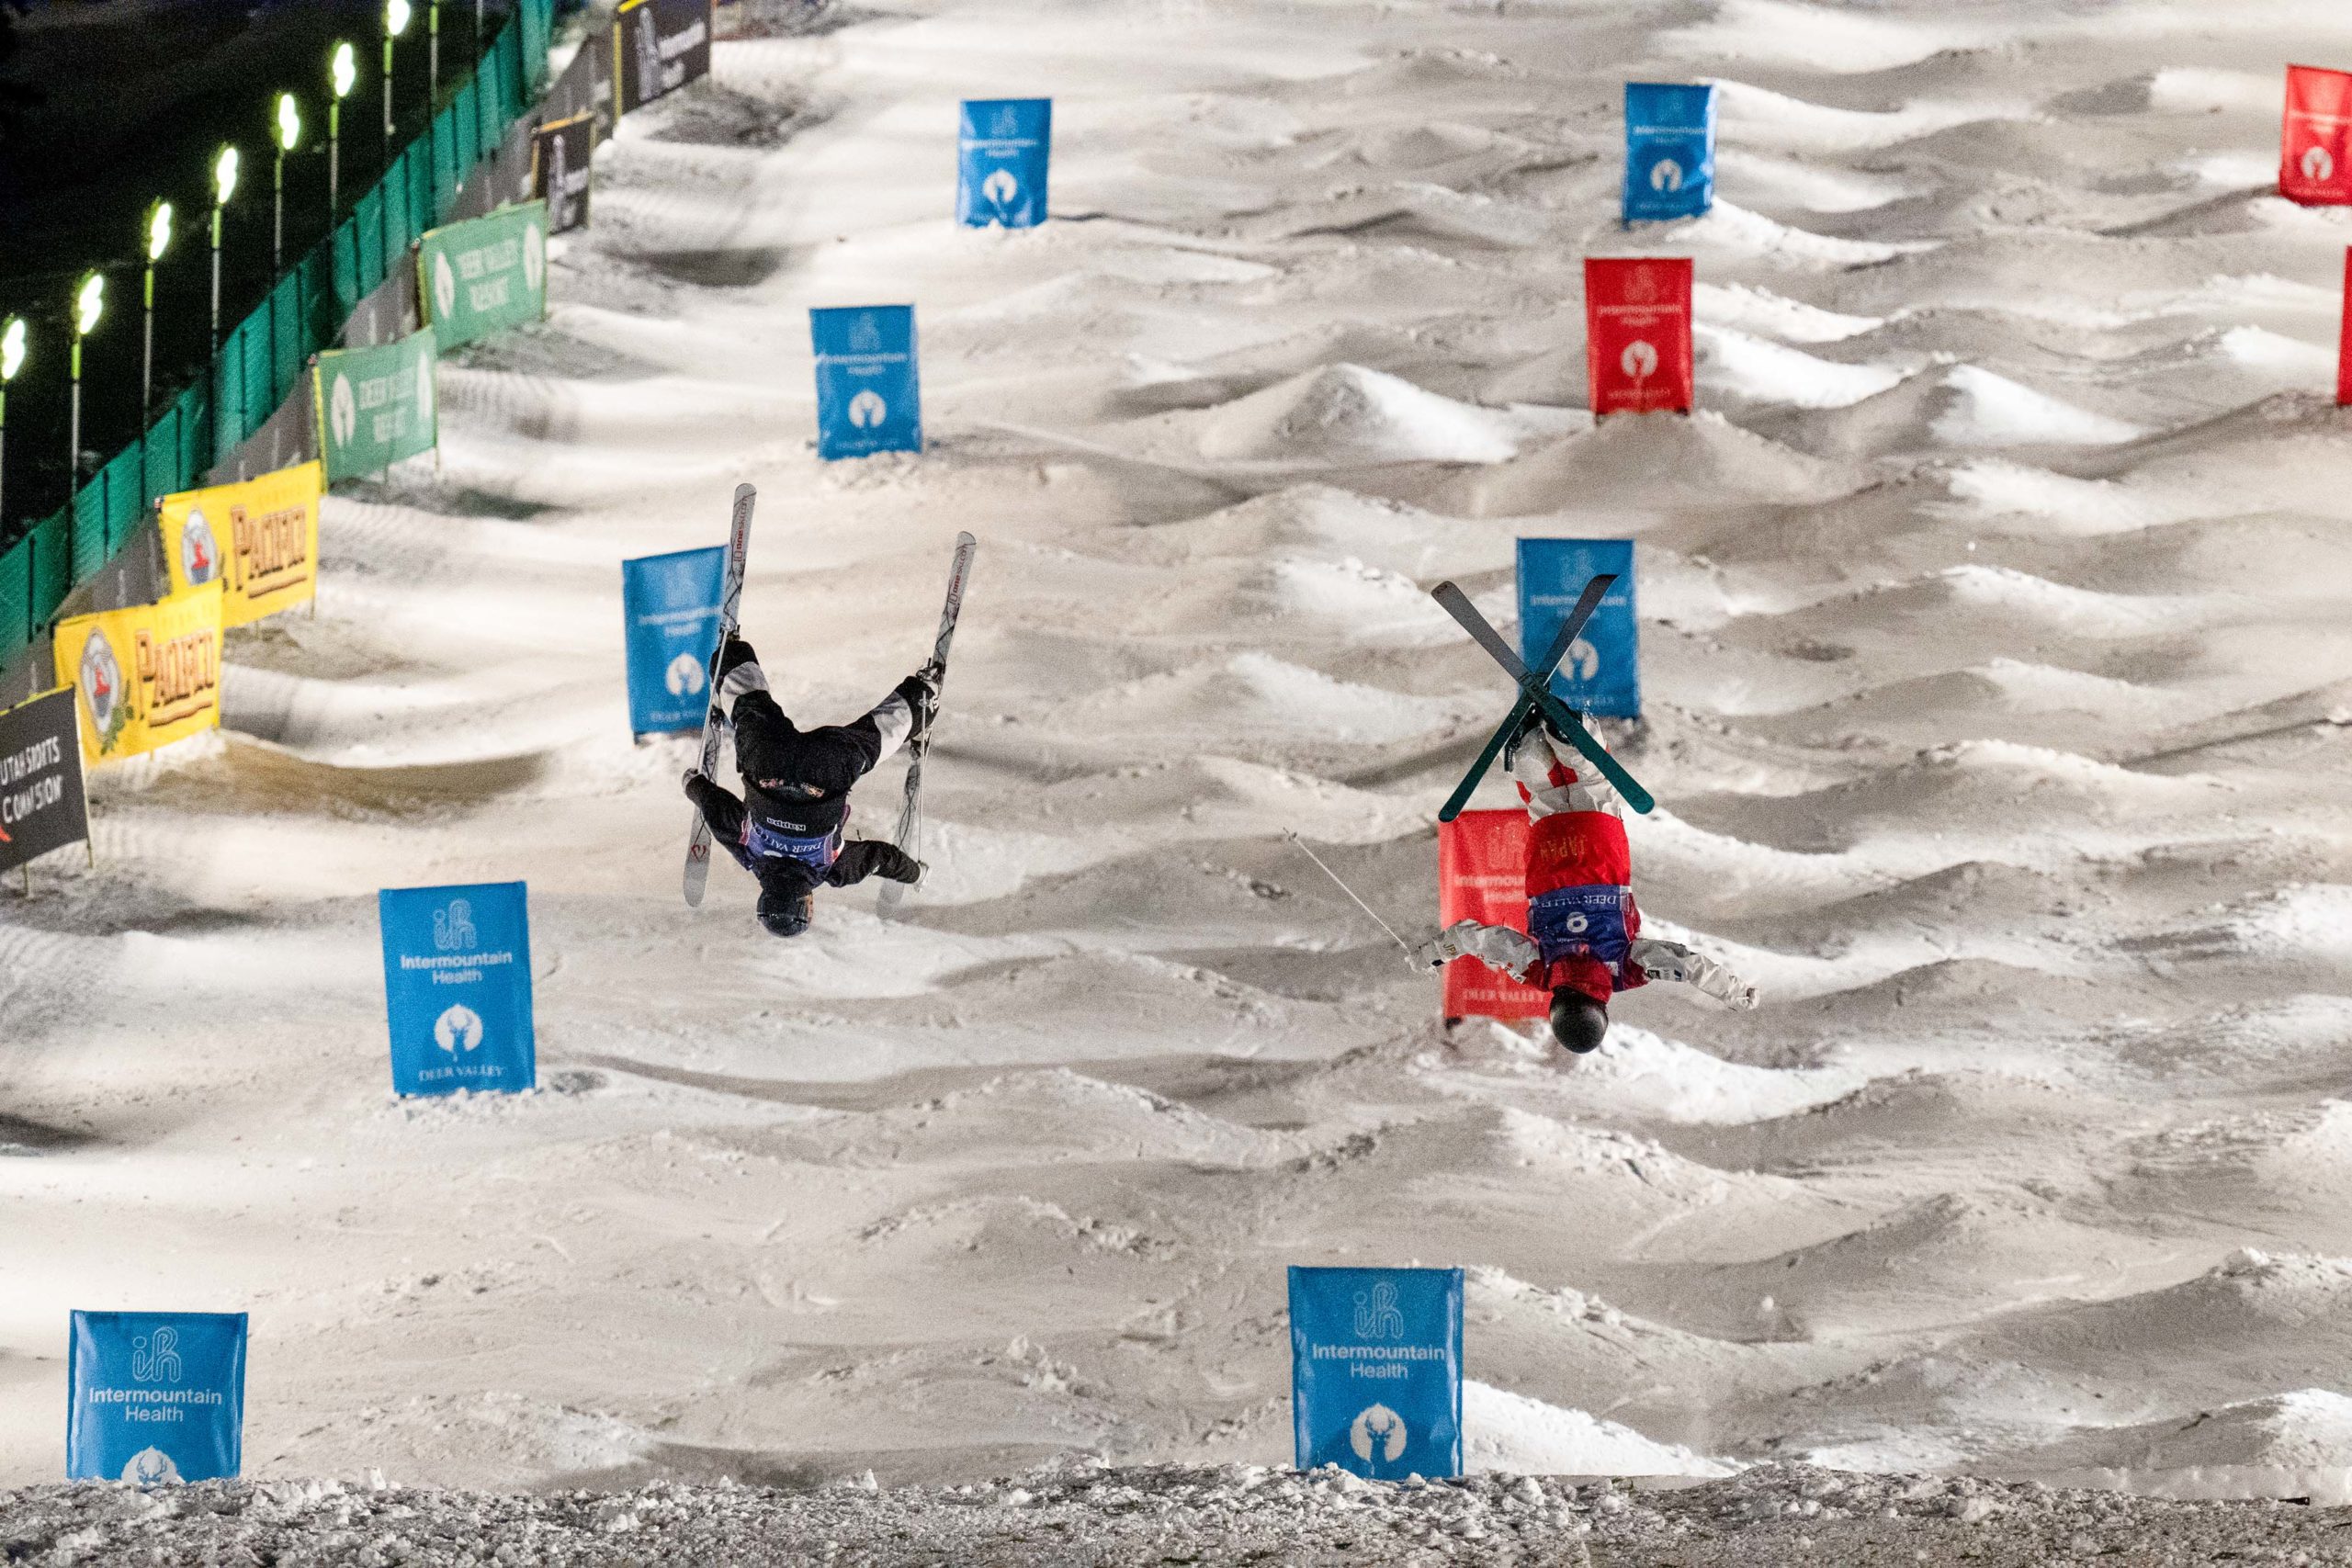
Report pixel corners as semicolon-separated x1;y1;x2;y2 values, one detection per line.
1585;257;1694;416
2283;65;2352;205
1439;810;1549;1022
2342;249;2352;407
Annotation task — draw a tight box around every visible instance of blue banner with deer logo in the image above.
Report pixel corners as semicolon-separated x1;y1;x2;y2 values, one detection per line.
622;545;727;738
1518;538;1641;719
810;306;922;460
1623;83;1716;223
1289;1266;1462;1479
67;1310;247;1483
379;882;537;1098
958;98;1051;228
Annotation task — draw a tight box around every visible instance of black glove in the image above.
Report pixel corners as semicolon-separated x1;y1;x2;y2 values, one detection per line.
894;665;941;739
716;636;757;682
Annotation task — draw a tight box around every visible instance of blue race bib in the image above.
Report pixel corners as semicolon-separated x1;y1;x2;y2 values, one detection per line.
1528;884;1634;969
745;819;843;874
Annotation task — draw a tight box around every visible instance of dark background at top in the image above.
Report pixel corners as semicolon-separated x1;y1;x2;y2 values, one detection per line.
0;0;526;541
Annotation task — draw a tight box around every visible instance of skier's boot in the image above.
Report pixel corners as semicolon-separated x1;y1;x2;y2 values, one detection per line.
1503;703;1547;773
1542;705;1593;747
716;636;764;702
895;663;943;745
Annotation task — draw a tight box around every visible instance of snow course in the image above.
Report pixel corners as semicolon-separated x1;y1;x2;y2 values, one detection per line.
10;0;2352;1557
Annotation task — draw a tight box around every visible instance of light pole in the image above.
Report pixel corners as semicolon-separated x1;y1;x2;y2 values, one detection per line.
0;318;24;531
274;93;301;272
209;145;240;352
329;42;356;215
68;274;103;508
383;0;413;150
142;199;172;414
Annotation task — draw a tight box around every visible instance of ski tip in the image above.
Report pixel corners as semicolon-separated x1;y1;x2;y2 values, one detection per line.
733;482;757;503
956;531;977;548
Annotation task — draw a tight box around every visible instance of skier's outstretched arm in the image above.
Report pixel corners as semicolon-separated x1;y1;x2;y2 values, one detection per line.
1628;937;1758;1010
826;838;921;888
1417;918;1543;984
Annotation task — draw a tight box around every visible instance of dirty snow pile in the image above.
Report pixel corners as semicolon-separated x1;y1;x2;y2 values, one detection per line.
18;1463;2352;1566
10;0;2352;1543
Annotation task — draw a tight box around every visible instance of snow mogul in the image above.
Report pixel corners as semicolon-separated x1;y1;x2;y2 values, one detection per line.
682;637;939;937
1418;714;1757;1052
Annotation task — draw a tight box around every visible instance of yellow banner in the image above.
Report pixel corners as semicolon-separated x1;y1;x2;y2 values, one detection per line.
158;460;322;627
51;582;227;765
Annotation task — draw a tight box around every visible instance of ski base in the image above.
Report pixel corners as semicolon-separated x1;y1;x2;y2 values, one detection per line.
684;483;757;908
877;532;978;920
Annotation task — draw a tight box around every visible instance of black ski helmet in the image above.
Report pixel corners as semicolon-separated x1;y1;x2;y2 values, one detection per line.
756;871;816;939
1549;987;1610;1054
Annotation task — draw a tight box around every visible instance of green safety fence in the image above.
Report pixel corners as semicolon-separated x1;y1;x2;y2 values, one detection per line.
0;0;550;658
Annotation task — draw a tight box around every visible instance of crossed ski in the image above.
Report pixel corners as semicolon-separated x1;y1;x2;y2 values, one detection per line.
1430;574;1655;820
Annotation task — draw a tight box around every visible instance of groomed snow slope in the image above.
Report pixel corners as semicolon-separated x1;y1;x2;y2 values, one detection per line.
8;0;2352;1515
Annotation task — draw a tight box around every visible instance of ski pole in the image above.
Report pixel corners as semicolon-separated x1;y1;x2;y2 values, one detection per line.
1283;830;1419;971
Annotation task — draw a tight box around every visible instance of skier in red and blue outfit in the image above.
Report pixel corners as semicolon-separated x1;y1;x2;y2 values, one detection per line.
1419;714;1756;1052
682;637;937;938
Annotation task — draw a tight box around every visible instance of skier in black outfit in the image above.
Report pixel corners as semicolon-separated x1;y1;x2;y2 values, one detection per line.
683;636;938;937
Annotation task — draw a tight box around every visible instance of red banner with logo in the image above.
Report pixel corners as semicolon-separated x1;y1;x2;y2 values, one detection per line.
2341;249;2352;406
1439;810;1548;1021
1585;257;1693;415
2283;65;2352;205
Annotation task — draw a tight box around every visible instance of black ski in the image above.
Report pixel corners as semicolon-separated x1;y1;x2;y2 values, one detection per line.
1430;575;1655;818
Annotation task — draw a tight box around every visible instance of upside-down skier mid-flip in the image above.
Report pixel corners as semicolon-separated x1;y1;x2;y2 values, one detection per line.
1418;713;1758;1053
682;636;939;938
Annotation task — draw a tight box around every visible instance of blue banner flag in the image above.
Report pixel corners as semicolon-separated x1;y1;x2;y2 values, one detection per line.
1518;538;1641;718
1289;1266;1463;1480
811;306;922;461
378;882;537;1098
622;545;726;738
67;1310;247;1483
958;98;1051;229
1623;83;1717;223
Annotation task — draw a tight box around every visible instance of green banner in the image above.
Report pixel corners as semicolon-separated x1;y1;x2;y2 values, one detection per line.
314;328;440;482
417;201;549;351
